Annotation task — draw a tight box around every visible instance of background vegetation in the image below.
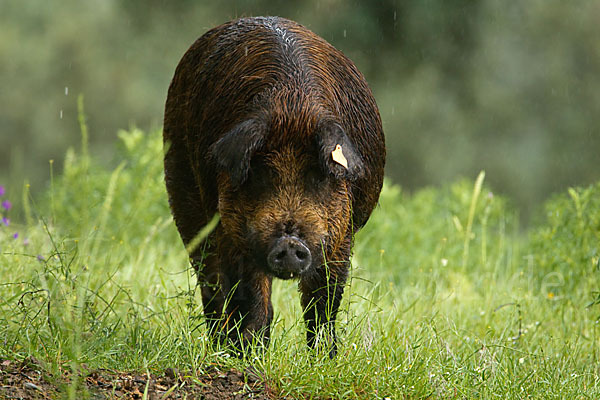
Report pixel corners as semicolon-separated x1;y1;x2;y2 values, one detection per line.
1;2;599;397
2;0;599;221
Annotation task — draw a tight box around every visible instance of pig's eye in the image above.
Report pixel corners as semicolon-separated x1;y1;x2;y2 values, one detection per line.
305;166;327;188
246;158;273;190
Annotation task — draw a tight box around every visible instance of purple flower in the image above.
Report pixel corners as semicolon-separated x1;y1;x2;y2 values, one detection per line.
1;200;11;211
12;232;18;239
2;217;9;226
0;186;4;196
36;255;45;262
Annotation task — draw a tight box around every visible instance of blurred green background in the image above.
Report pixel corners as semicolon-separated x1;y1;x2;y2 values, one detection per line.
1;0;599;222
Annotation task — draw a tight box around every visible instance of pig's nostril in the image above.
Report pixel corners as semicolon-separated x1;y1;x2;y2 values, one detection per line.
296;250;307;260
275;250;286;261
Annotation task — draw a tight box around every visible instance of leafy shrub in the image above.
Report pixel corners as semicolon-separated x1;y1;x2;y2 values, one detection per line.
354;172;517;290
43;126;176;247
528;182;600;297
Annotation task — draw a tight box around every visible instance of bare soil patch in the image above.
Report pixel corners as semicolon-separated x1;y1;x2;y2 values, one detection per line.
1;358;273;399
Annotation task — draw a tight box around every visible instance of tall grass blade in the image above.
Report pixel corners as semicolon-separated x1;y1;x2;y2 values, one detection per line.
463;170;485;268
185;213;220;255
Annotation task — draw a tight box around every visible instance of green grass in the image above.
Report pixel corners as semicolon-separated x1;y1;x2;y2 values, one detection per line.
1;127;599;399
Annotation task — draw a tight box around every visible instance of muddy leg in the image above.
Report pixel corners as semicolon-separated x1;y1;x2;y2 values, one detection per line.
196;251;229;342
225;266;274;350
300;260;348;358
200;255;273;352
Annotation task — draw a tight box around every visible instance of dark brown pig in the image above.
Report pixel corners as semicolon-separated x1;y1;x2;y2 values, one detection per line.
163;16;385;357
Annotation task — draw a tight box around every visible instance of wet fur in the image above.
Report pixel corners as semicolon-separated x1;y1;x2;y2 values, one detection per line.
164;16;385;356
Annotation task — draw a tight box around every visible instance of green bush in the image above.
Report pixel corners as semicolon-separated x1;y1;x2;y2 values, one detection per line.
355;172;517;291
528;182;600;297
42;126;176;248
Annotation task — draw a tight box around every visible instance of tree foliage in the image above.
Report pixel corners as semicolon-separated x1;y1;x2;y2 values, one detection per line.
1;0;599;219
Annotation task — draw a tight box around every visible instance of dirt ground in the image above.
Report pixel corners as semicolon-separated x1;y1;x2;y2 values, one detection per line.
0;357;274;399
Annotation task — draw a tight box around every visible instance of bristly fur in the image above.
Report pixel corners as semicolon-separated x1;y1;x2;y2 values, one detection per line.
163;16;385;357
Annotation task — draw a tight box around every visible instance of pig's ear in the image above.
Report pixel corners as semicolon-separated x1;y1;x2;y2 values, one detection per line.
210;119;265;186
317;120;364;181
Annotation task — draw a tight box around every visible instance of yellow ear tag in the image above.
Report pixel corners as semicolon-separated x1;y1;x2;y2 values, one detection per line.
331;144;348;169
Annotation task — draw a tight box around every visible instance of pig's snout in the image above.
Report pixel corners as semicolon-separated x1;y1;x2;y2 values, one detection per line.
267;236;312;279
